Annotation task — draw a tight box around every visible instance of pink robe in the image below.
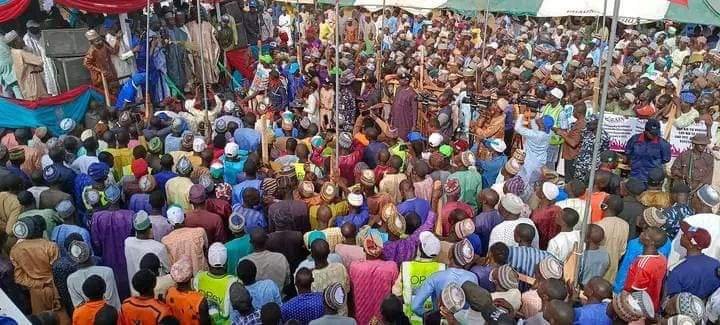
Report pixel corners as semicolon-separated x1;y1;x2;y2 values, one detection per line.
349;259;399;325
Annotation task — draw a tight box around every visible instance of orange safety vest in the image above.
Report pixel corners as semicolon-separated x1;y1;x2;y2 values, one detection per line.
165;287;205;325
118;296;173;325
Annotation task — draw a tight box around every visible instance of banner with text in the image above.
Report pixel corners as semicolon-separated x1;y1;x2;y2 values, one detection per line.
603;113;718;157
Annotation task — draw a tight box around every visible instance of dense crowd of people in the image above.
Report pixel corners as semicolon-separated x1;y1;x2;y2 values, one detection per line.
2;0;720;324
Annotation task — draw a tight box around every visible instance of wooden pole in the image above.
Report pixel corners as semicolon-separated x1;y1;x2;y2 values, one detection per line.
196;0;210;138
100;72;111;108
145;0;151;118
335;0;341;168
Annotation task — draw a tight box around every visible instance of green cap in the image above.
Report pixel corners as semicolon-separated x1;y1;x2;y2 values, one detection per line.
439;145;453;158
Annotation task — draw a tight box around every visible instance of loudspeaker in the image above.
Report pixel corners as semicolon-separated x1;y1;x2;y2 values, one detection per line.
42;28;90;58
53;57;91;92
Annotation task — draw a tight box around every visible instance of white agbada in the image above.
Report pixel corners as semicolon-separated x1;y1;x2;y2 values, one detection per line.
124;237;171;295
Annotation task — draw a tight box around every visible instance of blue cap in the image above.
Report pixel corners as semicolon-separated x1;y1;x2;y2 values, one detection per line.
681;90;697;104
288;63;300;74
407;131;426;142
542;115;555;133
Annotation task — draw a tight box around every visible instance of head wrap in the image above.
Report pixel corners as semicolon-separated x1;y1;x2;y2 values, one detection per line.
542;182;560;201
189;184;207;204
494;264;519;290
441;283;467;313
88;162;110;182
176;156;193;176
360;170;375;187
347;192;364;207
8;147;24;161
229;211;246;233
613;291;646;322
213;183;232;202
363;233;384;258
680;221;712;249
538;256;563;280
68;240;91;263
55;200;75;219
131;159;149;179
323;283;346;311
500;193;524;215
299;181;315;198
83;189;101;208
170;257;193;283
428;133;443;148
43;165;60;184
133;210;151;231
418;231;440;257
167;206;185;225
338;132;353;149
642;207;667;227
321;183;339;202
673;292;705;323
541;116;555;133
12;218;34;239
148;137;163;154
439;145;454;158
105;184;121;203
305;230;327;248
193;138;207;153
138;175;157;193
453;239;475;267
460;151;476;167
444;178;460;197
208;242;228;267
454;219;475;239
387;211;407;238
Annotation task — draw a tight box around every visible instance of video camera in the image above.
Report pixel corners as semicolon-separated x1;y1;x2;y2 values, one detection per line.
461;93;492;109
416;91;439;106
517;95;546;112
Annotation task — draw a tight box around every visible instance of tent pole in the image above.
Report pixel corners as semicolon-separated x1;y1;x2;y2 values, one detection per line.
595;0;609;101
335;0;341;168
197;0;210;137
479;0;490;64
574;0;621;287
145;0;151;118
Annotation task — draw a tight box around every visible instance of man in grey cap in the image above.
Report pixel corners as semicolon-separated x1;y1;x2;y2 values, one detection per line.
66;240;121;309
5;29;47;100
124;210;170;295
310;283;356;325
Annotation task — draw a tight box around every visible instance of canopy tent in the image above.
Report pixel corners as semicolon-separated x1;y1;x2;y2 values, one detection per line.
315;0;720;25
0;0;31;23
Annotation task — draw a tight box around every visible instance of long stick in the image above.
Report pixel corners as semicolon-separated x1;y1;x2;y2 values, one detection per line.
196;0;210;138
574;0;621;287
296;0;302;71
335;0;341;168
377;0;386;82
100;72;111;108
145;1;151;118
592;0;609;110
479;0;491;65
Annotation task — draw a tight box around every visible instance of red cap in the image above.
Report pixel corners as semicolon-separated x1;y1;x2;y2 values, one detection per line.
453;139;469;152
680;221;712;249
131;159;149;179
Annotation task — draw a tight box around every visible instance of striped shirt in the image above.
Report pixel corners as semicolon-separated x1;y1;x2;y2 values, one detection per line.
508;246;553;277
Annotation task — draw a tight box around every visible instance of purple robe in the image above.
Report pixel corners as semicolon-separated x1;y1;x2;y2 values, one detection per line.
390;86;418;140
90;209;134;299
382;212;436;264
474;209;504;256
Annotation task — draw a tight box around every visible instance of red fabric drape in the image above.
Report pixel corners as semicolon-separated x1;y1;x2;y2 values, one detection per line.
5;85;99;109
0;0;31;23
54;0;157;14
